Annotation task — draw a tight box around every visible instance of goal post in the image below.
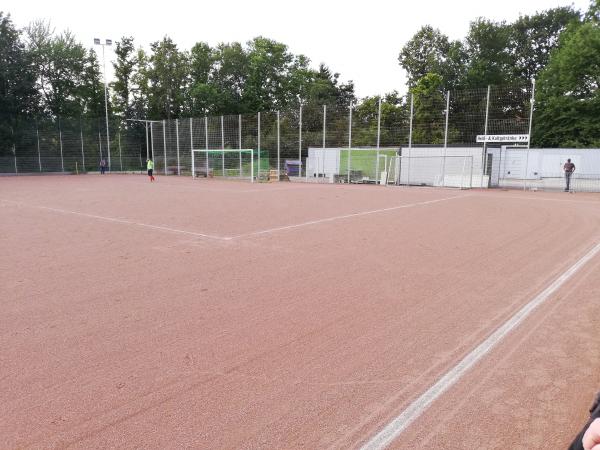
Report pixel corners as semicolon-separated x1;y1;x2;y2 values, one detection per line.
386;155;474;189
191;149;254;182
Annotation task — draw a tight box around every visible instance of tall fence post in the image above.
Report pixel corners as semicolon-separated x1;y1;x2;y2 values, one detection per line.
58;117;65;173
524;79;536;190
11;126;17;174
277;110;281;180
36;119;42;172
299;104;303;176
347;103;353;183
221;115;225;176
98;130;103;163
150;122;155;162
162;120;167;175
442;90;450;186
407;93;414;186
376;97;381;183
322;105;326;149
189;117;194;178
322;105;326;181
145;122;149;160
483;85;491;188
527;79;536;149
238;114;242;176
118;130;123;172
257;112;261;180
205;116;209;177
175;119;180;175
79;118;85;172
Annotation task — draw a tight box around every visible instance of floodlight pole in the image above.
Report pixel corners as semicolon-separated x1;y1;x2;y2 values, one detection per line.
94;38;112;172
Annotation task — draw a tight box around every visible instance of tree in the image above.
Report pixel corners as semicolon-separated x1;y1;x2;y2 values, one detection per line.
145;37;189;119
586;0;600;22
463;19;514;87
80;48;104;118
209;42;247;114
411;73;447;144
509;7;580;82
130;48;150;119
0;12;37;118
352;92;409;146
398;26;464;90
188;42;218;116
0;12;38;156
534;19;600;147
302;64;355;107
112;36;136;120
26;21;91;117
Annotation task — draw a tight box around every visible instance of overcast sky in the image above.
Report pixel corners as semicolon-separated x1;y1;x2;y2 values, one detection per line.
3;0;590;98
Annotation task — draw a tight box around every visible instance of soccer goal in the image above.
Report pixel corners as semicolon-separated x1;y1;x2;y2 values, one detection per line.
191;149;254;182
306;147;399;183
385;155;474;189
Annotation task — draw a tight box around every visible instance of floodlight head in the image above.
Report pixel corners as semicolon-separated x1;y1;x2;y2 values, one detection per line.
94;38;101;45
106;39;112;46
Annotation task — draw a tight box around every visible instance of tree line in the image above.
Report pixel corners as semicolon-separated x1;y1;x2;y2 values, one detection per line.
398;0;599;147
1;1;598;152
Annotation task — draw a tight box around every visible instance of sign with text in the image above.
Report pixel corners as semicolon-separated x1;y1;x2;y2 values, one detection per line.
476;134;530;143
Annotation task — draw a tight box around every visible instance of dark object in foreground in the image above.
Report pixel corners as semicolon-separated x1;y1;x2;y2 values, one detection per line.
569;392;600;450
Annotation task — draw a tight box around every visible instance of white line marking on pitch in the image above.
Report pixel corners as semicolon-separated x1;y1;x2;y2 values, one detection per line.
360;241;600;450
1;194;467;242
230;195;468;239
0;200;229;241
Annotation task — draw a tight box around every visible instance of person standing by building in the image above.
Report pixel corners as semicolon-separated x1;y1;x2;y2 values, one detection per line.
564;158;576;192
147;158;155;182
99;158;107;175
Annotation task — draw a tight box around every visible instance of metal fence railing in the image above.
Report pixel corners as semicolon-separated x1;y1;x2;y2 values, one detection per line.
5;82;599;192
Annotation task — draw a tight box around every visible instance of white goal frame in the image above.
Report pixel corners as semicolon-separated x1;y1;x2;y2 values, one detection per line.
386;155;474;189
191;149;254;182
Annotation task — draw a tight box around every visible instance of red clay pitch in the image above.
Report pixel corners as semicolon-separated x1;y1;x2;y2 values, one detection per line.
1;174;600;449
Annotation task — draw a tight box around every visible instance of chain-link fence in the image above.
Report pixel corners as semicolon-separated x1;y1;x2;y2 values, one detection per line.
5;82;598;191
0;116;147;174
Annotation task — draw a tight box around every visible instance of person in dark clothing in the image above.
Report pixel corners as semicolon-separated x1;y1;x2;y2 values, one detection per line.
564;158;576;192
100;158;107;174
569;392;600;450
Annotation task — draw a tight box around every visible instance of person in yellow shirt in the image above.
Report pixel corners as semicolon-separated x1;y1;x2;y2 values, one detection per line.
147;158;155;182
